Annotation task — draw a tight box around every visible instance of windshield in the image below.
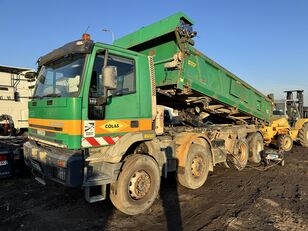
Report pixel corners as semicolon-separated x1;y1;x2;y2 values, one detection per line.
34;54;85;98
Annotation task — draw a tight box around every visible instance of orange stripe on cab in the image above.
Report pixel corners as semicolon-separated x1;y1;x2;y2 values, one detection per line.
28;118;153;136
28;118;82;135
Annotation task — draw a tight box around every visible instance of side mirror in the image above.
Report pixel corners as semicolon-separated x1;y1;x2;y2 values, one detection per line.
24;71;37;80
102;66;117;90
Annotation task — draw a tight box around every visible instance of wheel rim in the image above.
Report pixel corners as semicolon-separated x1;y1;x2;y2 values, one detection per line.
191;155;205;178
238;143;247;162
283;137;292;150
129;170;151;200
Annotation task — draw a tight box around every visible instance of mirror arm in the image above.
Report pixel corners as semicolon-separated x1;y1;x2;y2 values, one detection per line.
103;49;109;68
96;94;107;105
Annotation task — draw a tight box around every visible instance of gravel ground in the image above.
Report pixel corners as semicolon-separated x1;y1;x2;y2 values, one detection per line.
0;145;307;231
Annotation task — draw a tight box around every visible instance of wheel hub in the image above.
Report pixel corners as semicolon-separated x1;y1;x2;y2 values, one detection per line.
191;155;204;177
129;170;151;200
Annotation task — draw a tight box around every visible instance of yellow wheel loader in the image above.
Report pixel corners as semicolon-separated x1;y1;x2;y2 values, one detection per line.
262;90;308;151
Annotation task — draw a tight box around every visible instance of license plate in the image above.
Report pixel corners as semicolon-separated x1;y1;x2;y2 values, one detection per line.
37;129;46;136
0;160;8;166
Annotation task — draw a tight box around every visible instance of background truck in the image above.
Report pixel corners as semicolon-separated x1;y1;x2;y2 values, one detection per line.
262;90;308;151
0;137;26;178
0;65;35;177
0;65;36;135
23;12;272;215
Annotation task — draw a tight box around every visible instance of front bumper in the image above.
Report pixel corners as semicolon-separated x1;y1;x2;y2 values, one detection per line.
23;141;83;187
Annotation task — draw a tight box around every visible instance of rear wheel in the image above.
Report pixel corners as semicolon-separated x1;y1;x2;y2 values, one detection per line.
230;139;249;171
277;134;293;151
247;132;264;163
110;154;160;215
298;123;308;147
177;144;211;189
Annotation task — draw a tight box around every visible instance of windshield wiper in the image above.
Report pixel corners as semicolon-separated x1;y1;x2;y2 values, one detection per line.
42;93;62;98
30;96;43;99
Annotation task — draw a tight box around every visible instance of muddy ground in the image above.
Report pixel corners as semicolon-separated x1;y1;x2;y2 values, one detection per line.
0;146;307;231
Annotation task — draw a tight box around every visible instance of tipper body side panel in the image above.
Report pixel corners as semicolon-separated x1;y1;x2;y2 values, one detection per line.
114;12;272;123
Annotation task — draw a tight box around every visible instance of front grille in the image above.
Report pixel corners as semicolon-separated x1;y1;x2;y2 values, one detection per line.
54;167;66;181
31;129;56;137
29;124;63;131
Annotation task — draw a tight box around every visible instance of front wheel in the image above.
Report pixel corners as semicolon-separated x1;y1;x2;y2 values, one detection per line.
177;143;211;189
277;134;293;151
110;154;160;215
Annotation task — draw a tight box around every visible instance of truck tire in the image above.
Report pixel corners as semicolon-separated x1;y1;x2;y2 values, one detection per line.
247;132;264;164
298;123;308;147
230;138;249;171
177;144;211;189
109;154;160;215
277;134;293;151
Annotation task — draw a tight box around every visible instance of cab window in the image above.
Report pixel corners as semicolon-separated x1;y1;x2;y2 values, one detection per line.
88;53;136;119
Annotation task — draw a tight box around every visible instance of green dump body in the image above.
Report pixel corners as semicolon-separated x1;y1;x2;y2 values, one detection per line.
114;12;272;123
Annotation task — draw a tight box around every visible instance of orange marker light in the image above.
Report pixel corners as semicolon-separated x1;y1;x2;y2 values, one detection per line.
82;33;91;41
57;160;66;168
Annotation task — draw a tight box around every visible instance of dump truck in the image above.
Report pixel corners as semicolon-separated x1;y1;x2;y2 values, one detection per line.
262;90;308;151
23;12;272;215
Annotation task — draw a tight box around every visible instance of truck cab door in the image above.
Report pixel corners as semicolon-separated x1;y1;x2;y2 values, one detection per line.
82;49;142;147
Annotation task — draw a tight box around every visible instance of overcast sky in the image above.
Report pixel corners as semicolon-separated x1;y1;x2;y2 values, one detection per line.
1;0;307;103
